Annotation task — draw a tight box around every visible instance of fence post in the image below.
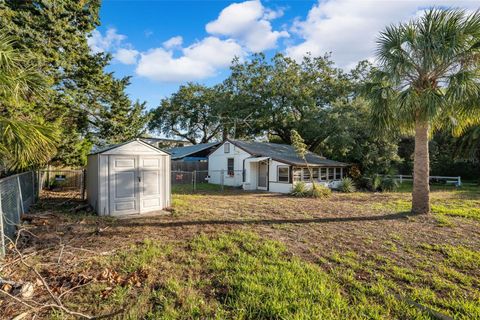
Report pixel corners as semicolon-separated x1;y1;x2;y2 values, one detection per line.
457;176;461;187
192;170;196;193
0;187;5;257
16;175;24;217
82;169;87;200
37;170;42;197
31;171;35;203
399;174;403;184
46;164;51;189
220;169;224;191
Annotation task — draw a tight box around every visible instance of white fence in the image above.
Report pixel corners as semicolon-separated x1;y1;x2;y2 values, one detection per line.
392;175;462;186
0;171;38;256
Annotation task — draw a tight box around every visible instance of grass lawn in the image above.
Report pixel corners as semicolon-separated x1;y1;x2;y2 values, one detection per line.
1;184;479;319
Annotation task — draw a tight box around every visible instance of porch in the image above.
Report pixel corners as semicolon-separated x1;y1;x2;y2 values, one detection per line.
292;167;345;187
242;157;270;191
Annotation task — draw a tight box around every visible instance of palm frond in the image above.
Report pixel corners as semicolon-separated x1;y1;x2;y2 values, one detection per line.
0;117;60;170
368;8;480;134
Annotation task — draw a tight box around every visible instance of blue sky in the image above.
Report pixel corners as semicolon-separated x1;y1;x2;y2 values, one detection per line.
90;0;478;110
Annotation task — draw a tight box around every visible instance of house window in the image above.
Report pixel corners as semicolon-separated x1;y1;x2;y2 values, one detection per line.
312;168;319;180
227;158;234;176
335;168;342;180
293;168;302;182
278;166;290;183
224;142;230;153
320;168;327;181
327;168;335;180
302;168;311;181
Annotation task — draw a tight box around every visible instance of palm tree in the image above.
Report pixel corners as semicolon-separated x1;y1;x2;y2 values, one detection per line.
0;32;59;171
367;9;480;214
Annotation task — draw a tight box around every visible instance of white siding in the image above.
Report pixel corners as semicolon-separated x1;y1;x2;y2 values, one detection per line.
208;141;251;187
268;160;293;193
269;182;293;193
98;155;109;215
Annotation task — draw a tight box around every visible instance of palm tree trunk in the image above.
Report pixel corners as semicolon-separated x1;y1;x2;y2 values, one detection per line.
412;120;430;214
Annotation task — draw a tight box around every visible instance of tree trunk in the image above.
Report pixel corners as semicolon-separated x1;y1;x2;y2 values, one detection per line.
222;125;228;141
412;120;430;214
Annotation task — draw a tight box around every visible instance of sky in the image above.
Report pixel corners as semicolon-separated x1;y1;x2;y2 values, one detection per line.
90;0;479;110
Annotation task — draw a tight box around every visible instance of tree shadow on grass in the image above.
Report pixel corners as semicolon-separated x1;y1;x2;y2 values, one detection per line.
116;211;416;229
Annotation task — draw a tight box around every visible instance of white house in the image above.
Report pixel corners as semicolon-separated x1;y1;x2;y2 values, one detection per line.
86;139;171;216
207;139;348;193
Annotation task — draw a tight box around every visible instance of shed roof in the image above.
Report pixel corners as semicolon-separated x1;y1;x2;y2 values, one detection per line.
224;139;348;167
89;139;170;155
168;142;220;160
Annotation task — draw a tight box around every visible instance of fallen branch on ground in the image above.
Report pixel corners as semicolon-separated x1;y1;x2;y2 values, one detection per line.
1;228;123;319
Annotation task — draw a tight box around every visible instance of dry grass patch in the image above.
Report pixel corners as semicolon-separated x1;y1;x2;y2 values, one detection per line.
1;184;479;319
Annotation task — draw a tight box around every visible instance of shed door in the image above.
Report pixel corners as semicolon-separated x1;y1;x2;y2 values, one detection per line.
109;156;139;215
139;156;164;212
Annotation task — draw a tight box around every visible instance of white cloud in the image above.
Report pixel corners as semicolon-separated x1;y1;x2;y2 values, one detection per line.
206;0;288;52
136;37;244;82
163;36;183;49
286;0;479;68
264;7;285;20
114;48;139;65
87;28;126;53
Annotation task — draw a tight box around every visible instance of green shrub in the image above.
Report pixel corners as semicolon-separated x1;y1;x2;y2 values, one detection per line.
292;182;331;198
360;174;398;192
291;182;308;197
353;176;370;191
380;177;399;192
340;177;356;193
310;183;332;198
371;174;383;191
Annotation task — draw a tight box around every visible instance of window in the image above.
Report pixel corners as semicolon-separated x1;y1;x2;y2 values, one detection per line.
278;166;290;183
320;168;327;181
227;158;234;176
302;168;311;181
224;142;230;153
327;168;335;180
312;168;319;180
335;168;342;180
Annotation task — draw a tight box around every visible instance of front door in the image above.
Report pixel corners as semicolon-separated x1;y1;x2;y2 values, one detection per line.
109;156;139;215
257;161;268;190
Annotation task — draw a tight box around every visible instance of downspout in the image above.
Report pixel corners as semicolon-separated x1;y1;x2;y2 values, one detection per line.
267;158;270;191
242;158;246;183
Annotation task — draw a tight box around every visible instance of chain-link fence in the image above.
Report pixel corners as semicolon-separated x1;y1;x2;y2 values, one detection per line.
171;170;244;193
0;171;38;256
39;169;85;192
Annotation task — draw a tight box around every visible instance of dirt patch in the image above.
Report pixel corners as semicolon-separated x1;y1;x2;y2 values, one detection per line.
1;188;479;318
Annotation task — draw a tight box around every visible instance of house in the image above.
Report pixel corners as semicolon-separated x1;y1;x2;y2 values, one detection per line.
167;142;221;174
86;139;170;216
168;142;220;162
207;139;348;193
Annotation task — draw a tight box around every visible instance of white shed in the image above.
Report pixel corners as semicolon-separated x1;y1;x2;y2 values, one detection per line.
86;139;171;216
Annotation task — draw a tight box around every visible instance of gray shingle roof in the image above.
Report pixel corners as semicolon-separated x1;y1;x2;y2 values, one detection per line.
228;140;348;167
168;142;220;160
